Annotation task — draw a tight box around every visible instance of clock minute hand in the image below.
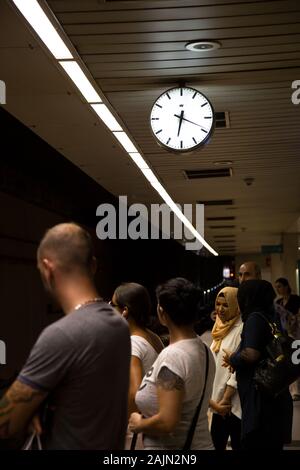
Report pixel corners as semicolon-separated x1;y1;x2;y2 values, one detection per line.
177;110;184;137
174;114;208;132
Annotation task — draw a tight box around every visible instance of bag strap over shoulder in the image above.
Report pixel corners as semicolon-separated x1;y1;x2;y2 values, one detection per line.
182;343;209;451
250;311;280;338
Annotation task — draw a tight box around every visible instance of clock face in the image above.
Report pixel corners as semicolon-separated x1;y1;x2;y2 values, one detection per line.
150;87;214;152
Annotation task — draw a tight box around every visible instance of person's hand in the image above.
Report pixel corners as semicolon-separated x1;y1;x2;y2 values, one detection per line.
210;399;231;417
128;412;143;433
222;348;234;372
218;398;232;415
28;414;42;435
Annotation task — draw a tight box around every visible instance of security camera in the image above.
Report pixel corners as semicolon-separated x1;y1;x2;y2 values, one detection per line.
244;177;255;186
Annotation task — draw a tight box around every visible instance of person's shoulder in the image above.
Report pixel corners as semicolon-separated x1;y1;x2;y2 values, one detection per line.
131;335;148;350
163;339;200;363
155;343;180;364
36;317;73;349
246;311;273;333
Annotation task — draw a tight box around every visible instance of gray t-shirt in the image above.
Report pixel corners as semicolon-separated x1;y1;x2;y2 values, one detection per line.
18;301;130;450
135;337;215;450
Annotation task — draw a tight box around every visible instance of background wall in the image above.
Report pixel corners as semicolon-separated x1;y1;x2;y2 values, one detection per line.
0;108;228;379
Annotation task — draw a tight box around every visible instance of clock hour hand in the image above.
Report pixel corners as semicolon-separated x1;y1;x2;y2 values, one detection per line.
177;110;184;137
174;114;208;132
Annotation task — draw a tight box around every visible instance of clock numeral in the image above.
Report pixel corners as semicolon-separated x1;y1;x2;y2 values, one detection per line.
180;88;183;96
155;103;162;108
151;118;159;120
193;137;197;144
204;116;212;119
180;141;183;148
201;102;208;107
166;93;171;100
167;138;171;145
156;129;162;134
201;129;208;133
192;91;197;99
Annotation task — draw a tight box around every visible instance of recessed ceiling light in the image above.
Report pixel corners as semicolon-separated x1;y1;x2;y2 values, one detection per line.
185;40;221;52
213;160;233;166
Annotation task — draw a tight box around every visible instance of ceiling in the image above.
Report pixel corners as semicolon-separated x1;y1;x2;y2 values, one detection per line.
1;0;300;255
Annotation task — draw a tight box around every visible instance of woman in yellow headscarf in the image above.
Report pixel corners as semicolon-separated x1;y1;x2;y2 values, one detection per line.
209;287;243;450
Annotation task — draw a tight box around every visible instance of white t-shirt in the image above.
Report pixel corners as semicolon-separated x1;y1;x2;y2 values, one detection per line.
131;335;159;376
126;335;160;450
210;317;243;419
135;336;215;450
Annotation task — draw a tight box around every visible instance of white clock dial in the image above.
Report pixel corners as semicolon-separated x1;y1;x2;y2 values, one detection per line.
150;87;214;152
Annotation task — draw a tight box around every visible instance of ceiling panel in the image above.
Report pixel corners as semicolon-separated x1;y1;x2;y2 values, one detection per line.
2;0;300;254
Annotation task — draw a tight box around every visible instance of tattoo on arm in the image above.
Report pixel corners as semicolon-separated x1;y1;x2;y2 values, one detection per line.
157;367;184;391
7;381;45;404
0;381;46;438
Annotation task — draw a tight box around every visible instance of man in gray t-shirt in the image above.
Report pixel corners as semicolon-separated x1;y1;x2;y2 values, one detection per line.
0;223;130;449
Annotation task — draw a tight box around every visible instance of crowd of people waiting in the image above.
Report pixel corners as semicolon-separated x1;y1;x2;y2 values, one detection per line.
0;224;299;451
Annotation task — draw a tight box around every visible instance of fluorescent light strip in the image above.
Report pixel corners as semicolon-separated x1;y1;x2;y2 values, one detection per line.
128;153;149;170
91;104;122;132
12;0;73;60
59;61;102;103
13;0;217;256
139;168;218;256
113;131;138;153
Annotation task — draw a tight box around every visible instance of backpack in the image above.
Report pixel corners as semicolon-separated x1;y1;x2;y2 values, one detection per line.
253;312;300;397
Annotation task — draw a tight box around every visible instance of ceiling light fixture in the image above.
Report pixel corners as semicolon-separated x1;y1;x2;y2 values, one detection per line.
148;178;219;256
12;0;73;60
12;0;218;257
185;40;221;52
59;61;102;103
213;160;233;166
91;104;122;132
113;131;138;153
128;153;150;170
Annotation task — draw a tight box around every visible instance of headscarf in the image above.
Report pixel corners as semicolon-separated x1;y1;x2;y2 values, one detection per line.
237;279;276;322
211;287;240;353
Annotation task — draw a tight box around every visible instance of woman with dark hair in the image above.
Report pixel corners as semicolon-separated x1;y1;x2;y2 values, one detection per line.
222;280;293;450
111;283;164;416
275;277;300;316
128;278;215;450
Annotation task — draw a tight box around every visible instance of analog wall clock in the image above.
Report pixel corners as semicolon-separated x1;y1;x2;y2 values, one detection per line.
150;86;214;152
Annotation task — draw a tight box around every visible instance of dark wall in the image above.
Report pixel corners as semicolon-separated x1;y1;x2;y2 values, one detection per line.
0;107;227;378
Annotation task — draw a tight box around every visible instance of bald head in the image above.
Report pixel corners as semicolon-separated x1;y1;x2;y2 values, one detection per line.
238;261;261;284
38;223;94;275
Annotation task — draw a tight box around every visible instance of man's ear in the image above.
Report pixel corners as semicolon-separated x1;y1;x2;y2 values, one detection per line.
41;258;52;274
41;258;56;283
